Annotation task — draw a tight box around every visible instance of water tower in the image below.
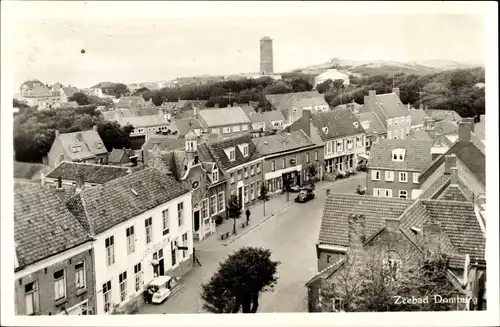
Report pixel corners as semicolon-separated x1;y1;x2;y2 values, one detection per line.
260;36;274;75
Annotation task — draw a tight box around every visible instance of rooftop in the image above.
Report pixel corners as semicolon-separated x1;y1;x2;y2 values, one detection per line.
46;161;132;184
252;130;315;156
355;112;386;135
409;108;430;127
311;107;365;140
359;92;410;120
198;106;251;127
425;109;462;123
368;138;433;172
57;128;108;161
206;134;261;171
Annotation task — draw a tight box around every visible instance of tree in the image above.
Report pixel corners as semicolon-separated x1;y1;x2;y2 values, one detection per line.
306;164;318;187
290;77;313;92
332;79;345;92
227;194;242;234
316;79;333;94
69;92;91;105
263;80;293;95
201;247;280;313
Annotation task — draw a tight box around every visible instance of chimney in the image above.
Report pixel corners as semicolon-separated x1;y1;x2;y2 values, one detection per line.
462;118;475;133
93;125;98;132
392;87;400;98
54;178;66;201
423;221;442;254
444;154;457;174
458;121;472;143
57;176;63;188
348;213;366;249
301;109;312;137
450;167;459;185
76;173;85;190
214;103;220;108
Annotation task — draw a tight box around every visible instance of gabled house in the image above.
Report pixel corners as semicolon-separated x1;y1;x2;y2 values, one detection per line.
358;88;412;140
14;183;95;315
115;96;155;111
206;134;264;210
108;148;138;166
252;131;324;194
155;131;227;241
47;126;108;167
355;111;387;154
425;109;463;124
309;193;486;312
60;87;80;103
241;105;267;137
197;106;252;136
409;107;431;130
262;110;286;132
367;139;433;199
288;107;366;178
265;91;329;125
66;168;193;314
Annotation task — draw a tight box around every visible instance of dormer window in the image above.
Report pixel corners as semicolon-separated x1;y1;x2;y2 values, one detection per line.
361;121;370;129
237;143;249;157
353;122;359;128
212;169;219;183
95;142;103;149
322;127;329;134
224;147;236;161
71;145;82;153
392;148;406;161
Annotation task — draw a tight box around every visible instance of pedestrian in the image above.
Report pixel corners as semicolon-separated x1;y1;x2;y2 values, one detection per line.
245;208;251;223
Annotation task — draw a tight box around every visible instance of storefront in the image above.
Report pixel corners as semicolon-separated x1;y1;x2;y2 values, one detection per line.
325;154;356;174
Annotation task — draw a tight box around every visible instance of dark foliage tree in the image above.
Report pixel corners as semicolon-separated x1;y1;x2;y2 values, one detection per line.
102;83;130;98
227;194;242;234
69;92;91;105
316;79;333;94
201;247;280;313
306;164;318;187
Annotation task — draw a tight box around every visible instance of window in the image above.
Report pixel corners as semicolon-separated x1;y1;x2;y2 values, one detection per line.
105;236;115;266
371;170;380;181
201;198;209;219
103;281;111;313
145;217;152;244
271;160;276;172
244;186;249;203
244;167;249;178
182;233;188;258
222;127;230;134
242;125;248;131
162;209;169;235
212;128;219;134
250;165;255;175
306;153;310;162
229;149;235;161
385;171;394;182
119;271;127;302
218;192;225;213
242;144;249;157
171;241;177;266
250;183;255;200
399;190;408;199
347;139;353;150
281;158;286;169
373;188;392;197
177;202;184;226
315;151;319;161
126;226;135;254
392;149;405;161
25;281;39;315
337;140;343;152
399;172;408;183
134;263;143;292
210;195;217;216
326;141;333;154
230;172;235;184
332;298;343;312
237;169;242;180
212;169;219;183
356;136;362;148
54;269;66;301
256;162;261;173
413;173;420;184
74;261;86;290
232;125;241;132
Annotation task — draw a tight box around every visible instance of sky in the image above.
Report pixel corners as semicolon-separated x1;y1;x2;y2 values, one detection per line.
8;2;486;89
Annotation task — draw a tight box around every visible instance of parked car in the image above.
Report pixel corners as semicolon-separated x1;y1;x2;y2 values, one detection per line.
295;188;315;203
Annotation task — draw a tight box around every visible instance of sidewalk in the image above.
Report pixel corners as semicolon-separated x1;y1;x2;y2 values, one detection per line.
195;180;337;250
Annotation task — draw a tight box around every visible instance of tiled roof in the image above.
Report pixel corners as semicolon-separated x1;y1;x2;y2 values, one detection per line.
66;168;189;235
242;106;266;124
57;129;108;160
334;101;362;112
434;121;459;135
355;112;386;135
436;182;471;202
118;115;173;129
116;96;147;109
359;92;410;120
311;107;365;141
407;129;433;141
262;110;286;123
46;161;131;184
319;194;414;247
419;141;485;186
425;109;462;123
14;183;90;268
265;91;327;117
409;108;430;126
62;87;80;98
252;130;315;156
367;138;433;171
198;107;251;127
206;134;262;171
174;118;203;136
108;148;133;164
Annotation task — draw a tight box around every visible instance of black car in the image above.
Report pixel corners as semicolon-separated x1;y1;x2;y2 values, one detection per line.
295;188;315;203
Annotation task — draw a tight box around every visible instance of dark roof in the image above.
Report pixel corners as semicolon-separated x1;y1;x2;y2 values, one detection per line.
252;130;315;156
420;141;485;186
262;110;286;122
46;161;132;184
436;182;471;202
108;148;134;164
359;92;410;120
14;183;90;268
409;108;430;126
242;106;266;124
174;118;203;136
311;107;365;140
368;138;433;171
66;168;189;235
265;91;326;116
62;86;80;98
425;109;462;123
355;112;386;135
206;134;262;171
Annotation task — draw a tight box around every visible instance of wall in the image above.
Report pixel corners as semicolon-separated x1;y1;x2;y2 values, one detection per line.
367;168;422;198
227;160;264;210
317;247;346;272
93;192;193;314
15;244;95;315
386;115;412;140
209;123;252;136
47;139;66;168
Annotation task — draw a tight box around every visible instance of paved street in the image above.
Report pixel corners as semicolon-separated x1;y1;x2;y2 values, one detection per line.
138;173;365;314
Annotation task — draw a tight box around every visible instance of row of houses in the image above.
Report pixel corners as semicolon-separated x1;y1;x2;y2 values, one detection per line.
17;80;81;110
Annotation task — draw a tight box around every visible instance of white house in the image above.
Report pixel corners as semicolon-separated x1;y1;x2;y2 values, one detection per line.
314;69;350;88
67;168;193;314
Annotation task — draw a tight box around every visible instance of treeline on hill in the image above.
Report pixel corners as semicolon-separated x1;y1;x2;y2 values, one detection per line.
317;67;485;118
135;73;316;110
14;105;134;163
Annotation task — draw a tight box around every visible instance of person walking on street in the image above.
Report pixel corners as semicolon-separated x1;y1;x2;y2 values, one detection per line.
245;208;251;223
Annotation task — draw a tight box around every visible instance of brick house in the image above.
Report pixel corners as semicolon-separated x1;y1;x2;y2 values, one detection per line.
308;193;486;312
358;88;412;140
252;130;324;193
159;130;228;241
288;107;367;177
205;134;264;211
367;139;433;199
66;168;193;314
46;126;109;168
14;183;95;315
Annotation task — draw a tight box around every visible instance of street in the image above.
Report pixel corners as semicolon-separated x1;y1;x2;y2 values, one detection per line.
138;173;365;314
